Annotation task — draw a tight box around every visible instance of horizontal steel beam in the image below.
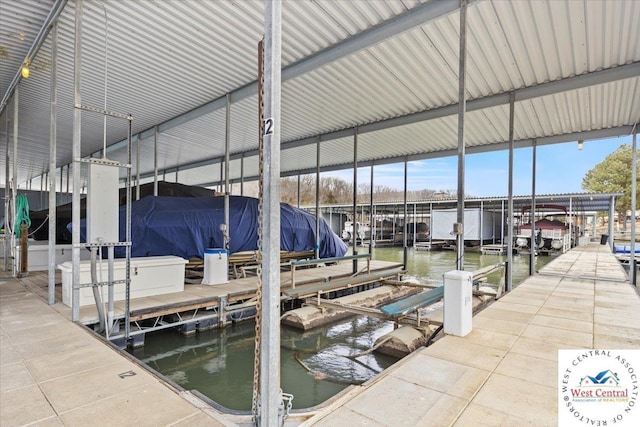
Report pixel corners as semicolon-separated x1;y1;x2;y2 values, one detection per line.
189;125;633;187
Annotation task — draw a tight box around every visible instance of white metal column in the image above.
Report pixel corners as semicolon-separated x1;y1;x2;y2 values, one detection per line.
352;128;358;272
506;92;515;291
135;135;140;200
608;196;615;252
48;22;58;304
4;104;10;271
260;1;283;424
315;137;320;259
456;0;468;271
530;140;537;276
71;0;83;321
631;128;637;286
224;93;231;250
12;85;19;277
403;159;408;268
153;126;158;196
369;164;374;254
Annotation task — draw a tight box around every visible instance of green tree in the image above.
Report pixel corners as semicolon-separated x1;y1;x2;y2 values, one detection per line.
582;144;639;229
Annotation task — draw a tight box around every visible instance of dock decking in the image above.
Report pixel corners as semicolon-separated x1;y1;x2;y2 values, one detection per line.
19;259;403;326
304;244;639;426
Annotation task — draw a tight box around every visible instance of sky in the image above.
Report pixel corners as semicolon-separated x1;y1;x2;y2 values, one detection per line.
324;136;633;198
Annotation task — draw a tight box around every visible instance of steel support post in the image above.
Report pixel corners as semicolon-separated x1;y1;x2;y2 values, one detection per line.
12;86;18;277
609;196;615;252
413;203;422;248
315;138;320;259
500;200;504;245
456;0;468;271
352;128;358;273
48;22;58;304
369;164;374;254
4;107;10;271
530;140;537;276
71;0;83;321
135;135;140;200
107;245;114;334
479;201;484;250
218;162;222;191
429;202;433;246
240;153;245;196
297;173;301;208
631;129;637;286
260;1;283;424
153;126;158;196
569;196;573;249
224;94;231;250
403;159;408;269
125;119;132;340
506;92;515;292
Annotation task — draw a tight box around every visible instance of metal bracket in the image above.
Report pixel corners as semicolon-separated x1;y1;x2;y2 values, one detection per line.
74;104;132;120
76;157;132;169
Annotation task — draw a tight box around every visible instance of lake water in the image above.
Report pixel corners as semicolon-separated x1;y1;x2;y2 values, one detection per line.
129;247;554;411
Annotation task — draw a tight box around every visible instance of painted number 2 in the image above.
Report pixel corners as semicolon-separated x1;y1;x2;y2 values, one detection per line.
264;118;274;136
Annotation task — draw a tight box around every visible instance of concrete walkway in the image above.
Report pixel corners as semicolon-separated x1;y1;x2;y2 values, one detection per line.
0;269;232;427
304;244;639;426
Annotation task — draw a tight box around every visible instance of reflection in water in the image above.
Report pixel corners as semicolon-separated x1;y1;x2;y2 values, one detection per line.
131;315;397;410
129;248;554;410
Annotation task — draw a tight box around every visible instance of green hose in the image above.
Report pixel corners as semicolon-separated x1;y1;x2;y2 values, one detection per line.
15;194;31;238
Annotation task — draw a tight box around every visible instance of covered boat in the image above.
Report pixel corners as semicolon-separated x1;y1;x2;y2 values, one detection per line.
28;181;216;243
73;195;347;259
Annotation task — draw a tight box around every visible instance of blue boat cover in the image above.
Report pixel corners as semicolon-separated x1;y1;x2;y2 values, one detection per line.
614;245;640;254
73;196;347;259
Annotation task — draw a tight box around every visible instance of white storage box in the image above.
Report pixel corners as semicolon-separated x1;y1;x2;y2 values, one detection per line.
16;241;91;272
202;248;229;285
58;256;187;307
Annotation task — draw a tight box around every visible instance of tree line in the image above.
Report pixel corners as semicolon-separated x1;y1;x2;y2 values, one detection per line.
279;175;455;206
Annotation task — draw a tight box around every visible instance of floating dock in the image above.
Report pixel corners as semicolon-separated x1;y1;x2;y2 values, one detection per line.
479;244;507;255
2;244;638;426
19;258;404;346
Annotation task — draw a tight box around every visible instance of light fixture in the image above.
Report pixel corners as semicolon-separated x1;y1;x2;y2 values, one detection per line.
21;63;30;79
578;140;584;150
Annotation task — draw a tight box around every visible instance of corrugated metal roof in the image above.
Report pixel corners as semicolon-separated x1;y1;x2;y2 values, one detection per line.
0;0;638;189
0;0;55;98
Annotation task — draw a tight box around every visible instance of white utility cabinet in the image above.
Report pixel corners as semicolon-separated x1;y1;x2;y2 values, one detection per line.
443;270;473;337
202;248;229;285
